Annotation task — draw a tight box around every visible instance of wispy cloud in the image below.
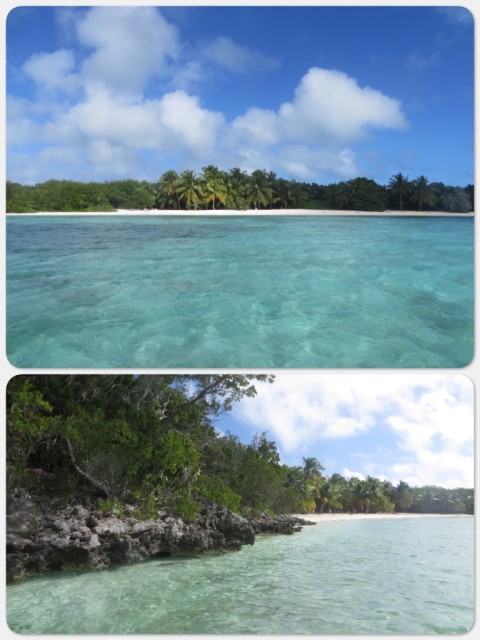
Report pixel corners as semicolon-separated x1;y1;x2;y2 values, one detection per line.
200;36;280;75
235;375;473;488
407;50;440;72
437;6;473;26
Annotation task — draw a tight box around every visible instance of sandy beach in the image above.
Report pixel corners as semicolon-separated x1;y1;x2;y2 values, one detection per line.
6;208;473;217
294;512;473;524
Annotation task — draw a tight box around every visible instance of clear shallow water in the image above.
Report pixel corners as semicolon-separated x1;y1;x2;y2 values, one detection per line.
7;215;473;368
6;517;474;634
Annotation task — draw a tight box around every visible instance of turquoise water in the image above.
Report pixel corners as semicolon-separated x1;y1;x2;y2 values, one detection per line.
6;517;474;634
6;215;473;368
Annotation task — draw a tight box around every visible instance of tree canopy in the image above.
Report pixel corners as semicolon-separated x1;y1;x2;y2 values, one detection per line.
7;375;473;520
6;168;473;213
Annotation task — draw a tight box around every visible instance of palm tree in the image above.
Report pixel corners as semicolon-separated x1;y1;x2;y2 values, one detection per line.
302;457;324;480
202;178;227;210
273;178;295;209
227;168;249;209
363;476;383;513
316;479;343;513
334;181;355;209
411;175;434;211
229;167;249;188
395;480;413;512
247;182;272;209
223;179;245;209
177;170;203;210
156;170;180;209
247;170;273;209
381;479;396;507
201;165;226;183
349;477;378;513
388;172;410;211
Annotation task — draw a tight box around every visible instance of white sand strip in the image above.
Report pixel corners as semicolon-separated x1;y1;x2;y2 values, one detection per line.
6;208;473;217
294;512;473;524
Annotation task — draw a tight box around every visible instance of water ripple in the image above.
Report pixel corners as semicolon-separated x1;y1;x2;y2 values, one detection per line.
6;517;474;635
7;215;473;368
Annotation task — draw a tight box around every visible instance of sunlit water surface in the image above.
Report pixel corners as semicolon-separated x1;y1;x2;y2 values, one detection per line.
6;517;474;634
7;215;473;367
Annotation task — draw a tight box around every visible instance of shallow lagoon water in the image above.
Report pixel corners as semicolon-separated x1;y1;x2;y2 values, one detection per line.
6;215;473;368
6;517;474;634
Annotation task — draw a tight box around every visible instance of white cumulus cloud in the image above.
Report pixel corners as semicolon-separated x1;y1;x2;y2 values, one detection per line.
7;7;409;184
232;107;279;147
343;468;366;481
236;375;385;452
390;448;473;489
23;49;79;94
235;375;473;488
233;67;407;148
77;6;180;94
275;146;358;181
228;67;407;181
157;91;225;157
38;87;225;160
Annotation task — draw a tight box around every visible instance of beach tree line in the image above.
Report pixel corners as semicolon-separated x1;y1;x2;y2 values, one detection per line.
6;168;473;213
301;469;473;516
7;375;473;520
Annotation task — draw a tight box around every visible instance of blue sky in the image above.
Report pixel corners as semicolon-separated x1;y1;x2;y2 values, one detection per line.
6;5;474;186
216;374;474;489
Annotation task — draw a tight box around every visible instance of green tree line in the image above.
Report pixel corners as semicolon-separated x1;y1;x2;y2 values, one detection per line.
7;375;473;520
6;168;473;213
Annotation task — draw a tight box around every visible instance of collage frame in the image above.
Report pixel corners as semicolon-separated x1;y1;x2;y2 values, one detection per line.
2;0;478;637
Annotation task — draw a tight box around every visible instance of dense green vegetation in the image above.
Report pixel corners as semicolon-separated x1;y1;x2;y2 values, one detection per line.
7;375;473;519
6;168;473;213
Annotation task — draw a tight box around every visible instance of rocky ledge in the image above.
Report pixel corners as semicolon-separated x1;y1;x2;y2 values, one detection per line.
249;512;315;535
6;491;314;584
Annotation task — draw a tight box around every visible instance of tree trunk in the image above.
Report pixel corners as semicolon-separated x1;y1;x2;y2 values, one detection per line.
65;438;111;497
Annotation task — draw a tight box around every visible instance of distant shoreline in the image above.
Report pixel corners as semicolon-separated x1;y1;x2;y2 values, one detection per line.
294;512;473;524
6;208;474;217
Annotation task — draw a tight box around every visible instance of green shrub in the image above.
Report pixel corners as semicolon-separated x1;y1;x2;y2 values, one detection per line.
98;497;124;516
194;476;241;513
170;489;200;522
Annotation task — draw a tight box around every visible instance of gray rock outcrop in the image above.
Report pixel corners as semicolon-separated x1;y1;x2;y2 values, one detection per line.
8;492;303;583
7;491;313;583
248;512;315;534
